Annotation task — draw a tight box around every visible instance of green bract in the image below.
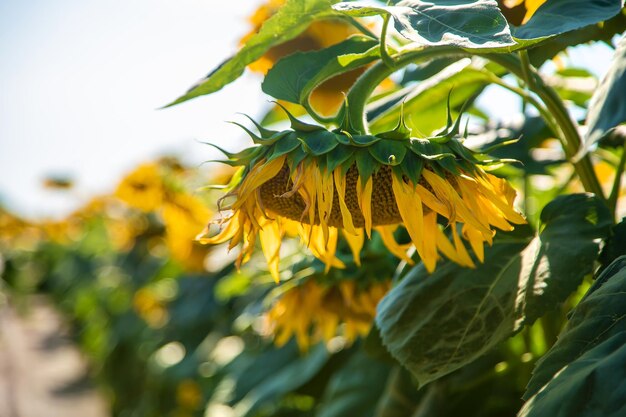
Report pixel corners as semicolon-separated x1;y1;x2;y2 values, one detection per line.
212;105;513;189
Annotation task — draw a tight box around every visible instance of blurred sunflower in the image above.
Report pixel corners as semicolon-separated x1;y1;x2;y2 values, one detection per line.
498;0;547;26
266;278;390;351
115;160;212;271
198;111;526;281
242;0;366;115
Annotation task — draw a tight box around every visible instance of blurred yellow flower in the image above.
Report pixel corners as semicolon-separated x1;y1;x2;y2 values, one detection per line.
162;193;212;271
499;0;548;25
266;279;390;351
242;0;365;115
115;163;164;212
176;379;203;410
133;287;169;328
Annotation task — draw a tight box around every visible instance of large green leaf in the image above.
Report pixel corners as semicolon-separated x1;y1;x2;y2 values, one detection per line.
262;36;379;104
520;257;626;417
512;0;625;40
584;35;626;150
376;194;611;387
316;350;391;417
168;0;341;106
333;0;517;50
229;343;330;417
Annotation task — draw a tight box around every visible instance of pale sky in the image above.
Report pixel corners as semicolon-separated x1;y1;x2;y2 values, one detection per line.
0;1;616;219
0;0;263;219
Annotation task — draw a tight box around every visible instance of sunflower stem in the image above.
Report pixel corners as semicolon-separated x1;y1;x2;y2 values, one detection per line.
608;145;626;218
302;101;338;125
484;53;606;202
380;14;396;68
346;47;605;202
346;47;471;134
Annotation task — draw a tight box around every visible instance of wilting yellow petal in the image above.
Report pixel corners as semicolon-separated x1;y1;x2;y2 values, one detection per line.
421;212;440;271
451;223;475;268
299;224;345;271
315;167;334;242
357;175;373;237
414;183;450;217
475;173;526;225
234;156;286;209
458;175;513;233
259;218;283;283
342;229;364;266
391;175;434;270
375;225;414;264
334;168;358;235
422;170;491;236
463;224;485;262
196;214;240;245
298;162;318;226
435;226;463;265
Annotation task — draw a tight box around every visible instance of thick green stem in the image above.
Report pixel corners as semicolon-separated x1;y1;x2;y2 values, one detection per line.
346;47;471;134
608;145;626;218
485;53;605;201
346;47;605;200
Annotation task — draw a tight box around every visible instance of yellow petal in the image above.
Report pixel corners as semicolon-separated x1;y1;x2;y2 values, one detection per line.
422;170;491;236
356;175;373;238
334;168;358;235
421;212;440;271
299;224;345;271
259;218;283;283
342;229;364;266
391;175;437;271
234;156;286;209
463;224;485;263
375;225;414;264
196;215;240;245
451;223;475;268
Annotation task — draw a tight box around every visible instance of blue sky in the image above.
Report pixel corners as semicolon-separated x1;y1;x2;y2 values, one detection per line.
0;1;616;219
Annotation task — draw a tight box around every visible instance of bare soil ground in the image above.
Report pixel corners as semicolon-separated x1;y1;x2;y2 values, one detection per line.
0;296;109;417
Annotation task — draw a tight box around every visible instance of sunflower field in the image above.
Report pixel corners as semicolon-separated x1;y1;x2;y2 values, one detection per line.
2;0;626;416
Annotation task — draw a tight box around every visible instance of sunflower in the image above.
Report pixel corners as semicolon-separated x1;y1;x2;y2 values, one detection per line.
498;0;548;26
198;109;525;282
115;160;212;270
265;278;390;351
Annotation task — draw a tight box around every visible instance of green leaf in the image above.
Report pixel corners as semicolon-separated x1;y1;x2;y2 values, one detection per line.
599;217;626;271
268;133;301;160
333;0;517;50
355;148;378;182
376;194;611;387
368;140;408;166
167;0;342;106
230;343;330;417
262;36;379;104
316;350;391;417
326;144;355;172
520;257;626;417
299;130;340;155
584;35;626;150
512;0;625;40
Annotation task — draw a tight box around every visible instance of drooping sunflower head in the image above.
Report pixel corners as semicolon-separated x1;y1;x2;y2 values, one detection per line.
198;107;526;281
260;244;395;351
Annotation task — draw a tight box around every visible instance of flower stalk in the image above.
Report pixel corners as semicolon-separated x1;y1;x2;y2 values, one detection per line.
345;47;606;202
